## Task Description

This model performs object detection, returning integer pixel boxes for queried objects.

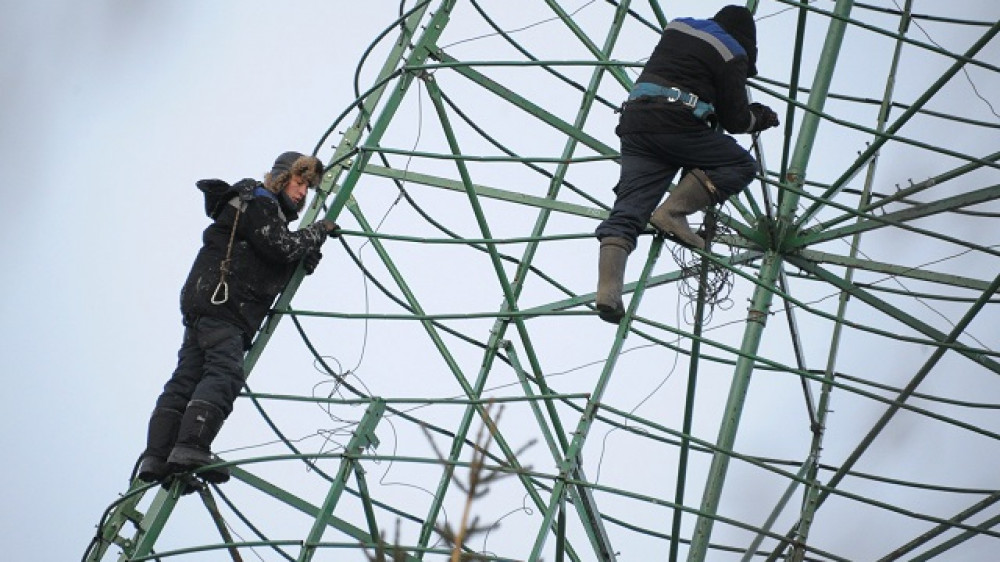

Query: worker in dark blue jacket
[595,5,780,323]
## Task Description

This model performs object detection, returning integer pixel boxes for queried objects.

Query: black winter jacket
[180,179,327,343]
[618,17,755,135]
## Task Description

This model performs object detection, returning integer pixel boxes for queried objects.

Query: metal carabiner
[210,280,229,305]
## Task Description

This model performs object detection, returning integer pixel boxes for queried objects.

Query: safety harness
[210,191,253,305]
[624,82,717,126]
[210,186,289,305]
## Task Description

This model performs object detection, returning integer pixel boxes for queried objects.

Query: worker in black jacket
[594,5,780,323]
[137,151,339,484]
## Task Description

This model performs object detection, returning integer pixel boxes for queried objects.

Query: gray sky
[3,1,999,561]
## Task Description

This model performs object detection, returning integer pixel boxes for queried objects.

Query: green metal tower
[85,1,1000,560]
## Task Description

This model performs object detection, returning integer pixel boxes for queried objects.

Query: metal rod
[529,237,664,561]
[788,4,913,557]
[196,485,244,562]
[688,3,857,558]
[798,19,1000,225]
[669,227,714,561]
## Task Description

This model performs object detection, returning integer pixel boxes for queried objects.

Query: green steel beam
[793,183,1000,248]
[353,458,383,556]
[432,52,618,157]
[818,149,1000,233]
[118,479,185,561]
[797,19,1000,226]
[864,149,1000,212]
[505,344,569,470]
[194,485,243,562]
[230,465,422,562]
[740,461,814,562]
[687,2,856,559]
[777,0,810,187]
[529,237,665,561]
[787,256,1000,374]
[363,163,608,220]
[799,248,997,292]
[246,0,431,374]
[878,491,1000,561]
[84,481,149,561]
[685,249,784,561]
[297,399,384,562]
[908,512,1000,562]
[789,5,913,556]
[669,241,713,562]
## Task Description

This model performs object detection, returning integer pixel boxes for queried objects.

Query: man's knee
[737,155,758,185]
[706,157,758,202]
[155,393,190,412]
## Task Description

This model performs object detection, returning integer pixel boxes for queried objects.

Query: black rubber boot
[137,407,183,483]
[595,237,634,324]
[167,400,230,484]
[649,171,715,249]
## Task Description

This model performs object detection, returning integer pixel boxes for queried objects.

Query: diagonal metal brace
[297,399,385,562]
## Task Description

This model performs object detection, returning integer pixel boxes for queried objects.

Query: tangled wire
[667,209,736,324]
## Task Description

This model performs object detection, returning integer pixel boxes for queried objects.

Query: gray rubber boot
[167,400,230,484]
[137,407,183,483]
[649,171,715,249]
[595,237,634,324]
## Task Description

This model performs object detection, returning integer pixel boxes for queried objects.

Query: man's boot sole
[596,303,624,324]
[167,445,231,484]
[137,456,169,483]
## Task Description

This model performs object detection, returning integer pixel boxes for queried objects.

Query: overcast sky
[3,2,999,561]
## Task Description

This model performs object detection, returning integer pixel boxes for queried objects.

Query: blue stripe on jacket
[668,17,746,62]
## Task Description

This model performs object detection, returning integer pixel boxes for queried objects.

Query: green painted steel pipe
[788,4,912,557]
[669,235,714,562]
[798,19,1000,225]
[297,399,384,562]
[688,3,856,557]
[528,237,664,561]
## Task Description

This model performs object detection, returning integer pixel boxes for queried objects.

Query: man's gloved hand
[318,219,341,238]
[749,102,780,132]
[303,251,322,275]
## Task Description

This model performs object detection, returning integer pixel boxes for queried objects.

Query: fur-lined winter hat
[712,5,758,77]
[264,151,324,192]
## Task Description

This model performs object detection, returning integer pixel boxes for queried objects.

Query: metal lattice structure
[86,1,1000,560]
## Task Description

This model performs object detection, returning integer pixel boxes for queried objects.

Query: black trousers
[155,316,246,416]
[595,128,758,248]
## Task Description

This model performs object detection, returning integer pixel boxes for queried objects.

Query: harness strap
[625,82,717,123]
[210,197,249,305]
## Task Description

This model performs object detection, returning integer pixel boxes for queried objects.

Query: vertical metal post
[669,230,714,562]
[686,3,855,559]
